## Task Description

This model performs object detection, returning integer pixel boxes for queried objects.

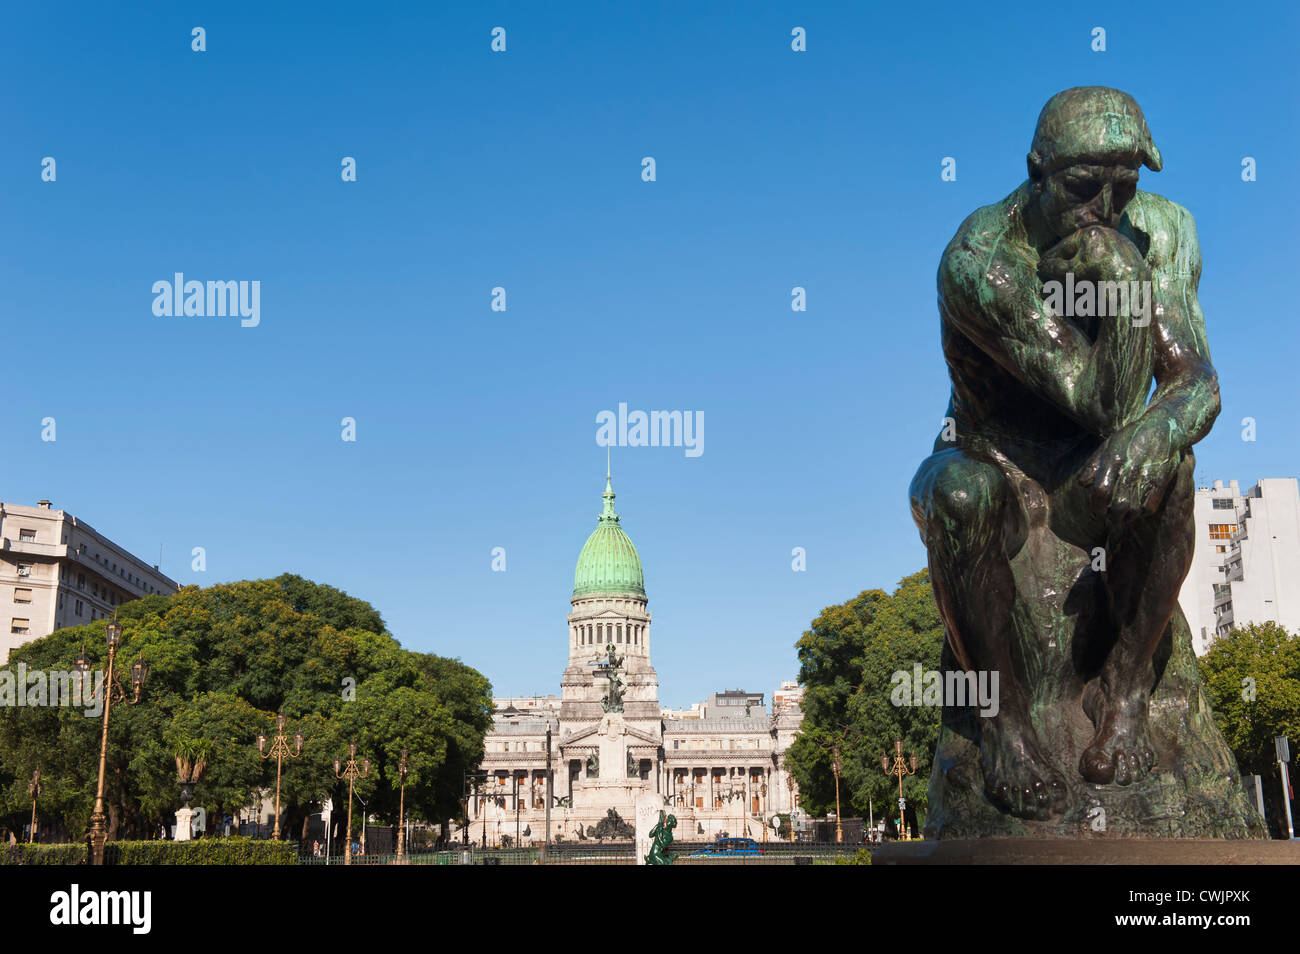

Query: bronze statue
[646,810,677,865]
[595,645,627,713]
[910,87,1263,838]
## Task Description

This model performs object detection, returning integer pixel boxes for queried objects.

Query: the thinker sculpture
[910,87,1264,838]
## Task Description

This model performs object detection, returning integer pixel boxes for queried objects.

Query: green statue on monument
[646,810,677,865]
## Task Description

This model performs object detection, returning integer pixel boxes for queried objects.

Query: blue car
[691,837,765,857]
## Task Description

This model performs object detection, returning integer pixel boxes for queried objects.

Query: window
[13,588,32,604]
[19,529,36,542]
[77,573,85,589]
[11,618,30,635]
[1215,545,1226,553]
[1212,498,1234,510]
[1208,524,1235,540]
[75,599,83,617]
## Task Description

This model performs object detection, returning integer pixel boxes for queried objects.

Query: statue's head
[1027,87,1162,239]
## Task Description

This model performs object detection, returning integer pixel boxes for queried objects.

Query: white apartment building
[0,500,180,662]
[1178,478,1300,656]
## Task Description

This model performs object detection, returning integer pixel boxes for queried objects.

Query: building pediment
[558,719,661,751]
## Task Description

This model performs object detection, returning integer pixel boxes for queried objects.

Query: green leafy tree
[786,571,943,827]
[1199,621,1300,833]
[0,577,491,845]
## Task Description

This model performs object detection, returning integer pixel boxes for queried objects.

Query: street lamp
[28,770,41,844]
[334,743,370,865]
[830,745,844,844]
[785,770,796,842]
[257,714,304,839]
[396,747,409,861]
[882,740,919,840]
[75,613,147,865]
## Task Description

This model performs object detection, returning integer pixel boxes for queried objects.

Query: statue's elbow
[1204,369,1222,425]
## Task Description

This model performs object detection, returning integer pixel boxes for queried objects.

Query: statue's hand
[1079,415,1179,522]
[1040,225,1149,286]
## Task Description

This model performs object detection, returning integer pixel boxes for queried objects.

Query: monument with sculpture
[908,87,1265,840]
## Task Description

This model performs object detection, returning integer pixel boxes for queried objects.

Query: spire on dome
[601,450,618,523]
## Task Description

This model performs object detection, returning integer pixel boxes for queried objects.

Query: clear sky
[4,1,1297,707]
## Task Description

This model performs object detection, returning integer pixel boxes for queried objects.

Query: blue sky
[4,2,1297,707]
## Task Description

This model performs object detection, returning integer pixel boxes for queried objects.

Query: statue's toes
[1079,746,1116,784]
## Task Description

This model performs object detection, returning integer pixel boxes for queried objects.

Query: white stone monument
[635,793,664,865]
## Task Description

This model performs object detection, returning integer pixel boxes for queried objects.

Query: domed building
[465,466,804,848]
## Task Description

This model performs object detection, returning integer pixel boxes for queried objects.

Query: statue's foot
[1079,684,1156,785]
[979,716,1068,820]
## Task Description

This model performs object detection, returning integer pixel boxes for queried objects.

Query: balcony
[1,538,67,560]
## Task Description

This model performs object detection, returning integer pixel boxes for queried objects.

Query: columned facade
[465,468,803,846]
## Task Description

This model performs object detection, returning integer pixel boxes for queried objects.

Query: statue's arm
[1140,202,1220,451]
[938,227,1115,433]
[1076,201,1219,516]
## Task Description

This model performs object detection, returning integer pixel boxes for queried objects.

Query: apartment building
[0,500,180,662]
[1177,478,1300,655]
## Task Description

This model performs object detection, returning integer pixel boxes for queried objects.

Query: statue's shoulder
[1122,191,1201,279]
[946,185,1028,252]
[939,184,1033,296]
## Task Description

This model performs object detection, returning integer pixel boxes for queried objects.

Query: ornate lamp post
[28,770,41,843]
[74,614,147,866]
[396,747,409,861]
[334,743,370,865]
[257,715,304,840]
[881,740,919,841]
[830,745,844,844]
[785,770,796,842]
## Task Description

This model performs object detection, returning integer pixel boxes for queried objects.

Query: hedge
[0,838,296,866]
[0,843,87,865]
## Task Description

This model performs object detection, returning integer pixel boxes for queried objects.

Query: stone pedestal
[174,807,195,842]
[873,838,1300,865]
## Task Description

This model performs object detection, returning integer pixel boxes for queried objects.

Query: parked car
[690,837,764,857]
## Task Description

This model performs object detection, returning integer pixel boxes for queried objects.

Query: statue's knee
[913,455,1008,547]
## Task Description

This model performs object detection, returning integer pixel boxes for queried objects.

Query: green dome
[572,471,645,599]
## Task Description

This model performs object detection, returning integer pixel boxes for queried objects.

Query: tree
[1199,621,1300,833]
[786,571,944,826]
[0,577,492,845]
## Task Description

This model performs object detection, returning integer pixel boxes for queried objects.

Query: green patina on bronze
[646,811,677,865]
[909,87,1264,838]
